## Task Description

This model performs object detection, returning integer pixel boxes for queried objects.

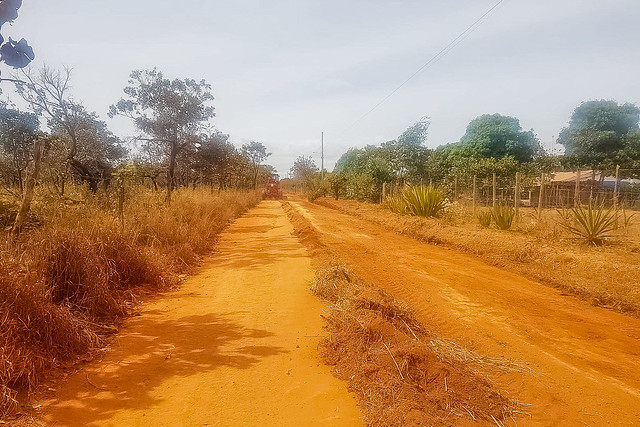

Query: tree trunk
[166,142,178,204]
[12,138,44,237]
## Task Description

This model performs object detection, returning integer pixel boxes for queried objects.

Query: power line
[345,0,506,131]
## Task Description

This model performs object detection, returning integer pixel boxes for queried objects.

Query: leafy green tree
[380,116,432,184]
[558,100,640,174]
[327,172,348,200]
[110,69,215,202]
[452,114,541,163]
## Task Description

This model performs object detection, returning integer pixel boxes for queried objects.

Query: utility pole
[321,132,324,181]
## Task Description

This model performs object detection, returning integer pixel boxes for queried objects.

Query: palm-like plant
[401,185,446,218]
[560,200,618,245]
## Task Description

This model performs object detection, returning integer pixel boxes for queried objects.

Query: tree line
[289,101,640,202]
[0,66,274,234]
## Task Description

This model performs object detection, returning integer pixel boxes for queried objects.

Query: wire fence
[383,168,640,210]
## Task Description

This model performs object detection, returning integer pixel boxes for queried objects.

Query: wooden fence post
[574,170,581,206]
[472,175,477,214]
[614,164,620,209]
[515,172,520,219]
[492,173,497,208]
[538,173,545,217]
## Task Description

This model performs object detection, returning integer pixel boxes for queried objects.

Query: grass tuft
[477,209,492,228]
[491,204,515,230]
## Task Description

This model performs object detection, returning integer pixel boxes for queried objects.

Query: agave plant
[401,185,446,218]
[491,204,515,230]
[560,200,618,245]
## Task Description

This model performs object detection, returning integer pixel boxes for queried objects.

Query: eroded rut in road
[34,201,361,426]
[287,198,640,426]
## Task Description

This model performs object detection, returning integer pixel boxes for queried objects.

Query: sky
[3,0,640,176]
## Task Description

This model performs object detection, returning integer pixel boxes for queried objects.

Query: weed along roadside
[0,189,261,420]
[284,197,640,425]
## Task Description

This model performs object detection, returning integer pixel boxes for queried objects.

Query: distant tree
[109,69,215,202]
[16,67,125,193]
[381,116,432,184]
[290,155,319,189]
[334,148,367,174]
[453,114,541,163]
[327,171,347,200]
[558,100,640,174]
[397,116,430,146]
[195,131,240,190]
[242,141,270,189]
[0,103,38,192]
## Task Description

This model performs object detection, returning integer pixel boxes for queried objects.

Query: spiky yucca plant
[401,185,446,218]
[560,200,618,245]
[491,204,515,230]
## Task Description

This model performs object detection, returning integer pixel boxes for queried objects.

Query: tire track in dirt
[32,201,361,426]
[289,198,640,426]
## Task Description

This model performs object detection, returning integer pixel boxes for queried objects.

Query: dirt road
[289,199,640,426]
[36,201,361,426]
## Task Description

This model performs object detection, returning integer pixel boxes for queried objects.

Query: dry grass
[313,263,521,426]
[0,186,261,417]
[316,197,640,316]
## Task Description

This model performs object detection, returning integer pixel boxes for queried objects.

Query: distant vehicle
[263,178,283,200]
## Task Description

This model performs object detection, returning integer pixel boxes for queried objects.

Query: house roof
[550,170,602,183]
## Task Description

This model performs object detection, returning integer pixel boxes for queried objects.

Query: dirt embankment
[315,197,640,316]
[26,201,361,426]
[287,197,640,426]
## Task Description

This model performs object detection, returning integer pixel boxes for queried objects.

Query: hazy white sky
[4,1,640,175]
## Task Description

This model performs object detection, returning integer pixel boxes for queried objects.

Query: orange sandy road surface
[35,201,361,427]
[289,198,640,426]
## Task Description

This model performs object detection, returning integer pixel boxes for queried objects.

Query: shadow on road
[44,312,286,425]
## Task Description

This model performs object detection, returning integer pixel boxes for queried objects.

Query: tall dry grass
[0,186,261,416]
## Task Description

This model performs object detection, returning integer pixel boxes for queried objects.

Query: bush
[477,209,492,228]
[559,200,618,245]
[491,204,515,230]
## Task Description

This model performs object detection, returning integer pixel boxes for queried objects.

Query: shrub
[477,209,492,228]
[401,185,446,218]
[559,200,618,245]
[491,204,515,230]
